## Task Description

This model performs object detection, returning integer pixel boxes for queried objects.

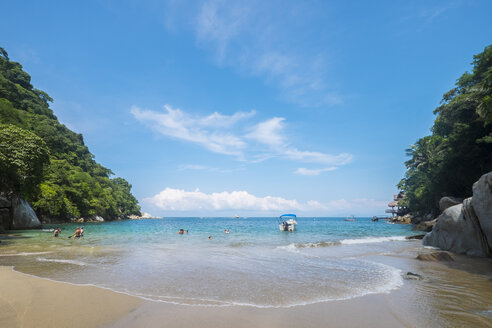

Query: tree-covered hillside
[399,45,492,216]
[0,47,140,220]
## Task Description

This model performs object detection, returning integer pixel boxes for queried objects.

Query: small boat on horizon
[344,215,356,222]
[234,214,240,218]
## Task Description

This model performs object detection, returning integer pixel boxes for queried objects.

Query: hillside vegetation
[399,45,492,215]
[0,47,140,220]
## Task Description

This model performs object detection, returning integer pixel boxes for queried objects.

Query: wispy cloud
[246,117,353,166]
[131,104,251,157]
[294,167,337,176]
[164,0,340,107]
[178,164,245,173]
[132,104,353,170]
[144,187,387,214]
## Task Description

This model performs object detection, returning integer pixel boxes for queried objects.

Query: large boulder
[471,172,492,251]
[423,199,490,257]
[0,196,11,208]
[0,208,10,231]
[439,196,463,212]
[11,197,41,229]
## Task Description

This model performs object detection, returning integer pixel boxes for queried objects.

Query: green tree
[399,45,492,215]
[0,46,141,220]
[0,124,50,199]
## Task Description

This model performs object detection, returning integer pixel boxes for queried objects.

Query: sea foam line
[0,251,53,257]
[36,257,88,266]
[340,236,407,245]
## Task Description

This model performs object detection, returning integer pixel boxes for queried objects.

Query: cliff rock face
[439,196,463,212]
[471,173,492,251]
[0,196,11,231]
[423,172,492,257]
[10,197,41,229]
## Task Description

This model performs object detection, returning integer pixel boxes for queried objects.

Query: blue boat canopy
[280,214,296,218]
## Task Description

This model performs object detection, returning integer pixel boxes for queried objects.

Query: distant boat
[234,214,240,218]
[278,214,297,231]
[344,215,356,222]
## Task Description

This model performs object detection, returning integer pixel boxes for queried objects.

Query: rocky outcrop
[0,196,11,231]
[413,218,438,232]
[11,197,41,229]
[390,214,412,224]
[439,196,463,212]
[423,200,490,257]
[471,173,492,251]
[423,171,492,258]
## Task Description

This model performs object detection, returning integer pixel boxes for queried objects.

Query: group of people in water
[177,228,231,239]
[52,227,84,238]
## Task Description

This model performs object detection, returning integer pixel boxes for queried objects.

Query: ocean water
[0,217,416,307]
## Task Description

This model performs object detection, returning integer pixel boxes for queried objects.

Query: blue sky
[1,0,491,216]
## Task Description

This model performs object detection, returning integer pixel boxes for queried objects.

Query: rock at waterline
[423,198,490,257]
[11,197,41,229]
[404,272,423,280]
[471,172,492,251]
[412,219,437,232]
[405,234,426,240]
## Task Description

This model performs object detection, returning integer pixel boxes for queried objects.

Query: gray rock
[405,234,426,240]
[412,218,437,232]
[404,272,423,280]
[0,196,11,208]
[423,199,490,257]
[439,196,463,212]
[11,197,41,229]
[471,172,492,251]
[0,208,10,230]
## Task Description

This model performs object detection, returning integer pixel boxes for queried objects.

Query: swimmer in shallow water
[53,228,61,237]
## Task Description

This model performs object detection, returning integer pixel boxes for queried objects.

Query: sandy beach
[1,242,491,328]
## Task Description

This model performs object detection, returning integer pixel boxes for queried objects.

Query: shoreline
[2,241,491,327]
[0,265,413,328]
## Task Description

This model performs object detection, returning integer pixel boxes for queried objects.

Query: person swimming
[178,229,184,235]
[73,227,82,238]
[224,229,230,234]
[53,228,61,237]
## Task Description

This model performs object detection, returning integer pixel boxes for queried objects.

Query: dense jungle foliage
[399,45,492,216]
[0,47,141,220]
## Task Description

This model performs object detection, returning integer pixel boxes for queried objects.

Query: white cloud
[246,117,285,148]
[132,104,353,169]
[294,167,337,176]
[145,188,301,211]
[246,117,353,166]
[131,104,250,157]
[144,187,387,215]
[178,164,245,173]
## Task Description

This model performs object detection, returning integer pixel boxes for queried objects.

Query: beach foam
[340,236,407,245]
[0,251,53,257]
[36,258,88,266]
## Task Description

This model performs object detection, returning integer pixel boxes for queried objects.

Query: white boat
[234,214,240,218]
[344,215,356,222]
[278,214,297,232]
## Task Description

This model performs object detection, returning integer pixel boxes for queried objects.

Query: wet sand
[1,242,492,328]
[0,266,142,328]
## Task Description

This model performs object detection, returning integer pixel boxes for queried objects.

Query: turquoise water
[0,217,415,307]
